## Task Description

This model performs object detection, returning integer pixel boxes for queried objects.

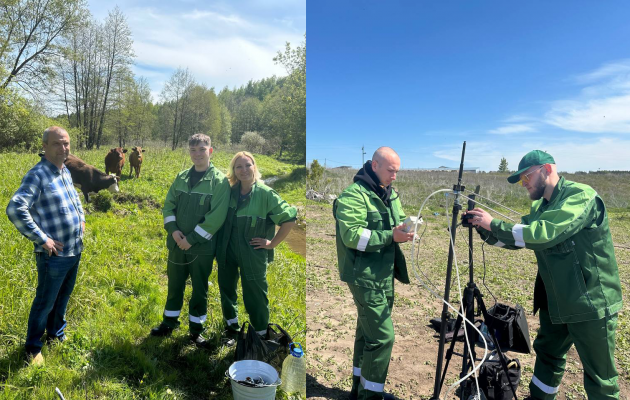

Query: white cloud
[488,124,537,135]
[539,137,630,172]
[546,95,630,134]
[545,60,630,134]
[89,2,304,100]
[181,10,246,25]
[573,59,630,86]
[502,114,538,123]
[432,137,630,172]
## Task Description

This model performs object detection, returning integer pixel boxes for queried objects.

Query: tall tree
[57,7,133,149]
[498,157,509,173]
[217,103,231,147]
[160,67,194,150]
[273,35,306,161]
[0,0,87,92]
[95,6,134,148]
[231,96,261,144]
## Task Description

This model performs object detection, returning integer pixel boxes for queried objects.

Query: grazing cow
[129,146,145,178]
[38,152,120,202]
[105,147,127,177]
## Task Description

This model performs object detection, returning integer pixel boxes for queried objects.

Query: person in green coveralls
[150,134,230,347]
[217,151,297,345]
[466,150,622,400]
[334,147,414,400]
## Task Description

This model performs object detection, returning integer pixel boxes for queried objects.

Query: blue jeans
[25,252,81,355]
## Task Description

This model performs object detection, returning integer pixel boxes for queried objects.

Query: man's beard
[529,174,546,200]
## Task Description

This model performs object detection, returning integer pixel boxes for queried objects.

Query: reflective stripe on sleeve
[164,310,181,317]
[357,228,371,252]
[512,224,525,247]
[360,376,384,393]
[532,375,559,394]
[164,216,176,224]
[494,240,506,248]
[226,317,239,326]
[194,225,212,240]
[189,314,207,324]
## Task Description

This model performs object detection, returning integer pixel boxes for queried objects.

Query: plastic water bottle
[280,342,306,397]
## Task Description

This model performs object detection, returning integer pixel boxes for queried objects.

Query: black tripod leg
[439,307,464,392]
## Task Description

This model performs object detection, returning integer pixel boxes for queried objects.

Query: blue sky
[88,0,305,101]
[307,1,630,172]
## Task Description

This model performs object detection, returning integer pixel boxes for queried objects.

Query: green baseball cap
[507,150,555,184]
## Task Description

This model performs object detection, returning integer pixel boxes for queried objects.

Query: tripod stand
[439,191,518,400]
[430,143,517,400]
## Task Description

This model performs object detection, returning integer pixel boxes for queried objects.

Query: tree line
[0,0,305,162]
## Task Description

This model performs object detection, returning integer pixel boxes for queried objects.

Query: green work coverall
[477,177,622,399]
[216,181,297,334]
[161,163,230,334]
[334,177,410,400]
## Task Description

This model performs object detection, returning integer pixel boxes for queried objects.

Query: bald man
[334,147,414,400]
[6,127,86,366]
[467,150,622,399]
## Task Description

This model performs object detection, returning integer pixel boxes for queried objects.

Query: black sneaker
[150,324,174,337]
[221,329,239,347]
[190,333,211,348]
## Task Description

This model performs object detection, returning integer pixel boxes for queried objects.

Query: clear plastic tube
[409,188,488,400]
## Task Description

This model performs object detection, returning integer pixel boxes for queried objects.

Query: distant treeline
[573,170,630,175]
[0,1,305,162]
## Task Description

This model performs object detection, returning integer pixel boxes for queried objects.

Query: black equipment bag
[485,303,532,354]
[234,322,293,372]
[478,357,521,400]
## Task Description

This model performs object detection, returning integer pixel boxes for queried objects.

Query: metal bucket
[227,360,281,400]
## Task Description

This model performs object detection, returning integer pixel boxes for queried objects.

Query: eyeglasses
[519,165,545,186]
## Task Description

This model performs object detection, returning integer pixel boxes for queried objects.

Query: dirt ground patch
[285,222,306,257]
[306,203,629,399]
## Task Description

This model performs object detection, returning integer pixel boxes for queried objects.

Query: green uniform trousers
[348,283,395,400]
[530,309,619,400]
[218,237,269,333]
[161,248,213,335]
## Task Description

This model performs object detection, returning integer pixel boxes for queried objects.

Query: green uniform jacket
[334,180,410,291]
[478,177,622,324]
[163,163,230,255]
[216,181,297,280]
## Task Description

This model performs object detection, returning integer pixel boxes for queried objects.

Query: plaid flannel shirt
[6,158,85,256]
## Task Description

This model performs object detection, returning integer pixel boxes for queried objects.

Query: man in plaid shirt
[6,126,85,366]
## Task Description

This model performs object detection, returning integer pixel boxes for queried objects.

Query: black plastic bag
[485,303,532,354]
[234,322,293,372]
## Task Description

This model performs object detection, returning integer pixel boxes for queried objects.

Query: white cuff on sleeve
[512,224,525,247]
[357,228,371,252]
[194,225,212,240]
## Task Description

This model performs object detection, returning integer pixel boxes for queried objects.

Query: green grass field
[0,148,305,399]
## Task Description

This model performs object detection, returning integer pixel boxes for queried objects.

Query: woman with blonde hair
[216,151,297,344]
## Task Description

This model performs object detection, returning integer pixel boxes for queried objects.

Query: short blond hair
[227,151,262,186]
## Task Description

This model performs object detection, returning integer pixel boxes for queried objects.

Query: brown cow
[38,152,120,202]
[65,154,120,202]
[105,147,127,177]
[129,147,145,178]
